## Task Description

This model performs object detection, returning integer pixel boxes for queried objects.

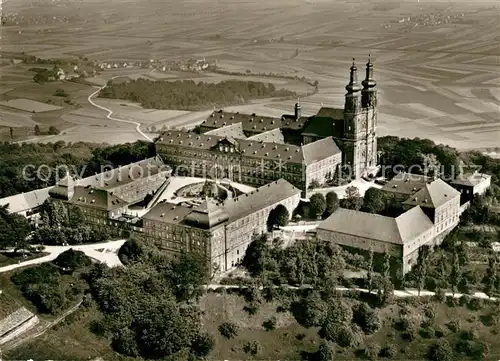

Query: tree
[427,339,454,361]
[242,234,270,276]
[362,187,386,214]
[450,249,462,297]
[167,252,209,301]
[341,186,362,210]
[325,191,340,215]
[48,126,60,135]
[9,127,13,139]
[191,332,215,358]
[366,248,374,294]
[353,303,381,334]
[243,340,262,356]
[52,249,91,272]
[483,253,498,299]
[218,322,238,339]
[309,193,326,218]
[135,300,200,359]
[267,204,289,231]
[380,250,394,304]
[415,245,430,297]
[34,125,41,135]
[0,204,32,251]
[309,179,321,190]
[316,340,335,361]
[118,237,145,265]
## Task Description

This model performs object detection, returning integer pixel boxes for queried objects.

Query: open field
[0,99,63,113]
[1,0,499,148]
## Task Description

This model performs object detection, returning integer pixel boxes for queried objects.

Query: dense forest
[0,141,153,197]
[98,78,296,110]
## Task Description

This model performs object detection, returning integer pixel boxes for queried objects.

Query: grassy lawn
[0,252,49,268]
[4,305,135,361]
[3,289,500,360]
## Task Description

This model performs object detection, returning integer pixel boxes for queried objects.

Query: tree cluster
[378,136,460,179]
[86,247,213,359]
[0,142,96,197]
[99,78,295,110]
[10,251,89,314]
[242,235,346,287]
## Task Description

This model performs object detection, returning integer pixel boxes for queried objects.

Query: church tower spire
[345,58,362,94]
[362,54,377,108]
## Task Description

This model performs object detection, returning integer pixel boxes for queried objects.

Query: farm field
[1,0,499,148]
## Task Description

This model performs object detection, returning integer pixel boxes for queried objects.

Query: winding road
[0,239,126,274]
[87,78,153,142]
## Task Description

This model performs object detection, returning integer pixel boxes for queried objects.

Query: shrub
[362,343,381,360]
[460,329,478,341]
[262,316,277,331]
[400,317,419,341]
[296,333,306,341]
[316,340,335,361]
[434,325,445,338]
[243,340,262,356]
[420,326,435,339]
[379,343,398,358]
[446,320,461,333]
[424,305,436,319]
[335,325,363,348]
[427,339,454,361]
[218,322,238,339]
[468,298,483,311]
[446,296,459,307]
[191,332,215,358]
[353,303,382,334]
[53,249,92,272]
[433,288,446,303]
[455,339,489,358]
[459,294,471,306]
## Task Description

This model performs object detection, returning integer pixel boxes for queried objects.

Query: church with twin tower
[157,56,379,191]
[341,56,378,178]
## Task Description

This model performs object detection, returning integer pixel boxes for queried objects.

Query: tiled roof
[318,206,433,245]
[302,137,341,165]
[185,198,229,228]
[247,128,284,144]
[202,110,282,134]
[142,179,300,230]
[301,117,336,138]
[201,110,310,133]
[382,172,432,196]
[395,206,434,242]
[404,178,460,208]
[69,186,127,211]
[156,130,305,164]
[451,172,491,187]
[316,107,344,120]
[77,156,168,190]
[204,122,247,139]
[143,201,196,224]
[224,179,301,223]
[0,187,51,214]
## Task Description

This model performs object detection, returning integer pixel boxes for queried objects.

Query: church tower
[343,59,363,179]
[361,55,378,172]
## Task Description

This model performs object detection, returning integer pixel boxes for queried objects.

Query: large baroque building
[317,174,462,273]
[141,179,301,271]
[155,57,379,192]
[48,156,171,226]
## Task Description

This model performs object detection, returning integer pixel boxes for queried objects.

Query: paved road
[0,239,126,274]
[204,284,497,301]
[87,78,153,142]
